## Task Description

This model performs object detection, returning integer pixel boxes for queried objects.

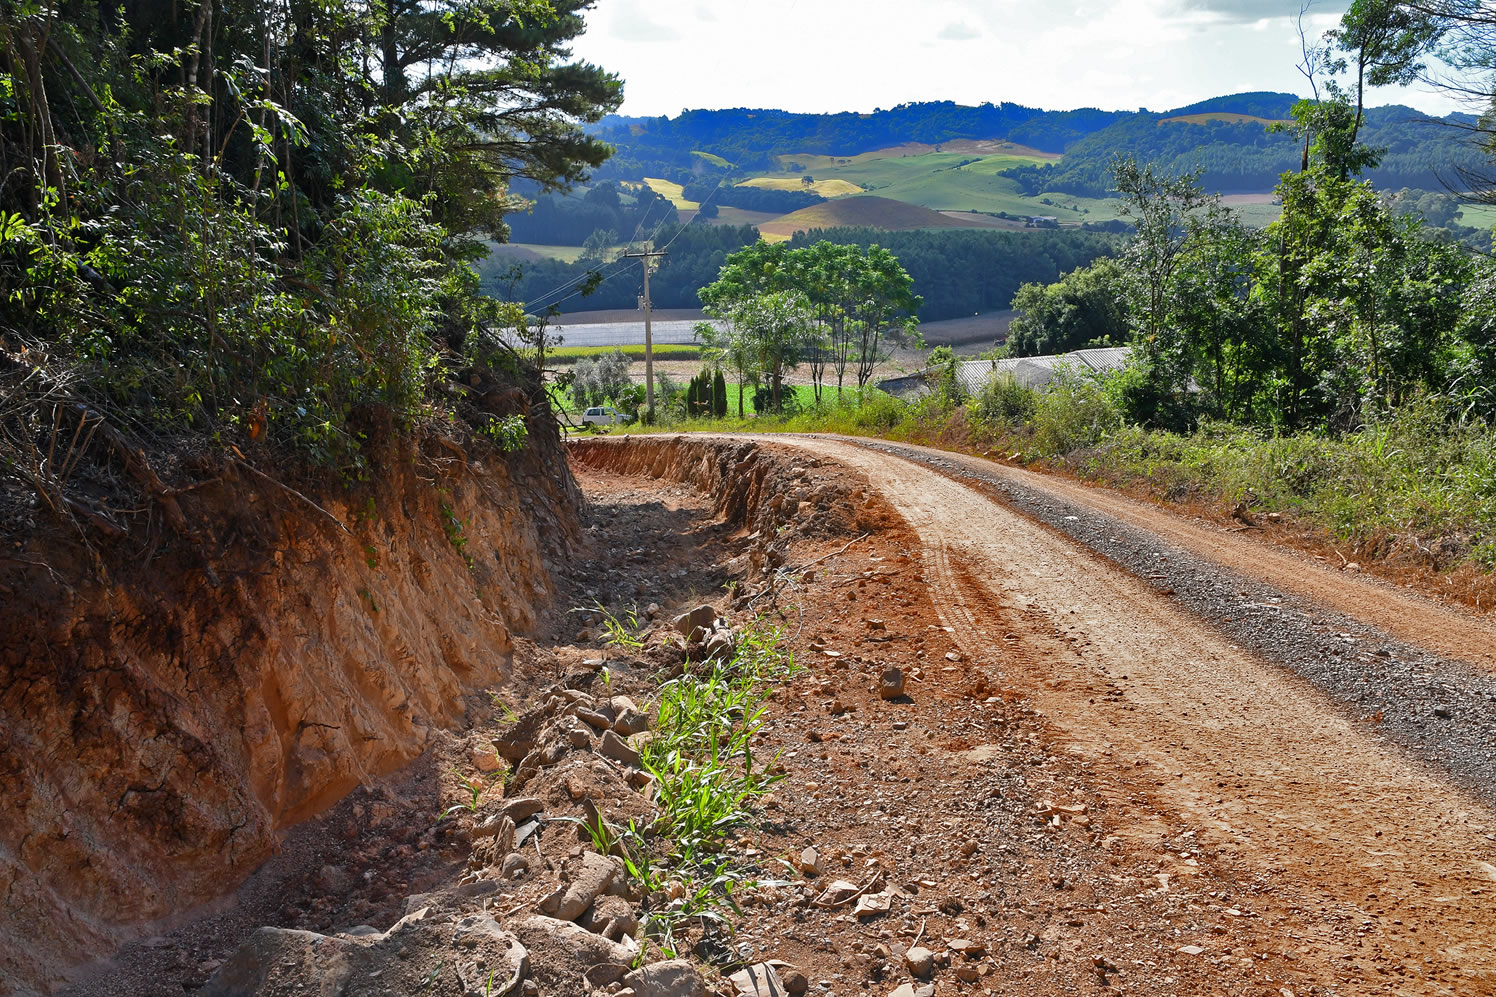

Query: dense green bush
[973,372,1037,425]
[1030,372,1124,455]
[1,1,620,484]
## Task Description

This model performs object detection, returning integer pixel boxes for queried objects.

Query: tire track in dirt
[770,435,1496,997]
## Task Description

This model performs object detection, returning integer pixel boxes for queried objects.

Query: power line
[543,258,641,312]
[511,166,734,314]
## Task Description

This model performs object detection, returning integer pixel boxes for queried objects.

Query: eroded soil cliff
[0,411,579,995]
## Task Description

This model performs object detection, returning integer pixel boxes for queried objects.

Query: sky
[569,0,1464,119]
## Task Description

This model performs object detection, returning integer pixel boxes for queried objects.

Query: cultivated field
[736,177,866,197]
[488,242,591,263]
[756,195,1004,241]
[642,177,699,209]
[1161,111,1287,125]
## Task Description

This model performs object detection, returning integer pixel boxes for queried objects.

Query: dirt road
[757,435,1496,996]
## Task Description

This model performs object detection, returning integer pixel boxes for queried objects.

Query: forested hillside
[1001,104,1488,196]
[589,101,1130,178]
[586,92,1488,200]
[1,0,618,475]
[482,226,1119,322]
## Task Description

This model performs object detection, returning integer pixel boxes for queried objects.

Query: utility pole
[625,249,668,415]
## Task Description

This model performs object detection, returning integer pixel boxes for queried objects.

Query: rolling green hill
[756,195,1007,241]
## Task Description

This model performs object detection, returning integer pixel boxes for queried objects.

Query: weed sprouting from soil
[438,769,486,822]
[598,603,645,650]
[626,617,799,955]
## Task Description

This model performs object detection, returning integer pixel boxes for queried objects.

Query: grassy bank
[608,384,1496,604]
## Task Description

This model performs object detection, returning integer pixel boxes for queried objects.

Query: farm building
[878,346,1132,399]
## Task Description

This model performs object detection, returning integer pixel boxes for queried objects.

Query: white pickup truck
[580,406,635,427]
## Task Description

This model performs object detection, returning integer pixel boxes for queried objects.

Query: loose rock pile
[198,671,690,997]
[199,601,804,997]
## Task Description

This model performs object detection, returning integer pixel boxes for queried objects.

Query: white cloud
[571,0,1459,118]
[1167,0,1346,23]
[602,0,682,43]
[937,21,981,41]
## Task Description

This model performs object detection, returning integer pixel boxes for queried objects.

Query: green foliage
[712,370,728,418]
[438,768,487,822]
[701,240,921,405]
[571,351,634,409]
[684,369,719,419]
[595,603,645,650]
[974,372,1037,425]
[439,499,473,569]
[0,0,620,478]
[1008,258,1129,357]
[584,617,798,957]
[1029,370,1125,454]
[547,345,702,363]
[926,346,965,406]
[506,180,678,246]
[481,415,529,453]
[641,619,796,867]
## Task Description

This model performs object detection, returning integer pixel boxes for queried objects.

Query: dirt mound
[0,419,580,995]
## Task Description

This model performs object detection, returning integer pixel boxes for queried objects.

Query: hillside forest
[1,0,620,480]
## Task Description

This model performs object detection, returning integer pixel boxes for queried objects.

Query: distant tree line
[681,180,827,214]
[505,181,678,246]
[1000,104,1490,197]
[1007,0,1496,433]
[484,225,1120,325]
[481,224,763,312]
[785,228,1122,322]
[588,102,1132,174]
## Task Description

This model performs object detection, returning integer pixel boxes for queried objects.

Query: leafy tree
[0,0,622,472]
[699,239,921,401]
[1007,259,1129,357]
[727,291,813,411]
[1327,1,1445,150]
[713,369,728,417]
[850,245,922,389]
[580,228,620,263]
[1111,158,1213,348]
[694,315,753,413]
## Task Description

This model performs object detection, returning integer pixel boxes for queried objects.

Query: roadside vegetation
[576,609,799,958]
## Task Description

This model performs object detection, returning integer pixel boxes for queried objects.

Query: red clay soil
[750,436,1496,997]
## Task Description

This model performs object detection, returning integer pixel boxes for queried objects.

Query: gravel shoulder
[755,434,1496,996]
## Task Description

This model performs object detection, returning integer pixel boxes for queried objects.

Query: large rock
[729,963,788,997]
[624,959,707,997]
[672,605,718,642]
[200,927,355,997]
[538,850,624,921]
[904,946,936,977]
[878,667,906,700]
[510,915,638,997]
[450,916,529,997]
[202,907,531,997]
[598,730,643,767]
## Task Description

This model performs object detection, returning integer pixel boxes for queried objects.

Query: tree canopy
[1,0,621,470]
